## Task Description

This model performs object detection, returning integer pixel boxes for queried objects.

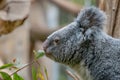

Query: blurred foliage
[71,0,96,5]
[0,63,14,70]
[59,0,83,26]
[33,50,45,59]
[13,73,24,80]
[59,11,75,26]
[58,65,70,80]
[71,0,84,5]
[59,74,67,80]
[91,0,96,5]
[0,71,12,80]
[32,66,37,80]
[0,50,47,80]
[59,0,96,26]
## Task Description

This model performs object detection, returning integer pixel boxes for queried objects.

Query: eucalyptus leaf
[13,73,24,80]
[44,67,48,80]
[32,66,37,80]
[33,50,45,59]
[0,71,12,80]
[0,63,14,70]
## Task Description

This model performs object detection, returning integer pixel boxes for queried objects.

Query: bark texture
[100,0,120,38]
[0,0,30,35]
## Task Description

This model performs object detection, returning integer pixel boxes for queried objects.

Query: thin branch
[10,60,36,76]
[66,69,80,80]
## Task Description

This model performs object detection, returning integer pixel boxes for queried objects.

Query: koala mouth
[44,50,54,58]
[42,41,56,60]
[45,52,52,57]
[45,52,57,61]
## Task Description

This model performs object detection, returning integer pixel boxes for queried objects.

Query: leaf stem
[10,60,36,76]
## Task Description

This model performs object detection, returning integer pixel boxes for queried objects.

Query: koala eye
[53,37,60,45]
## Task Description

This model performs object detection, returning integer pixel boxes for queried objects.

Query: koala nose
[43,40,49,52]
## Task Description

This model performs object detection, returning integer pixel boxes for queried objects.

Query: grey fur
[43,7,120,80]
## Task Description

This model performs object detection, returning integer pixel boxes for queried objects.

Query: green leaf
[13,73,24,80]
[0,63,14,70]
[32,66,37,80]
[0,71,12,80]
[33,50,45,59]
[37,71,45,80]
[44,67,48,80]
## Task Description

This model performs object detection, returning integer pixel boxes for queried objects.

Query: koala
[43,7,120,80]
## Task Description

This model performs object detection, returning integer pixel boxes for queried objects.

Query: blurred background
[0,0,119,80]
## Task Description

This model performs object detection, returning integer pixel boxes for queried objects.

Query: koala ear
[83,26,100,40]
[76,7,107,30]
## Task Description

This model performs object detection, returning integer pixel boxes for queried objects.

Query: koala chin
[43,7,120,80]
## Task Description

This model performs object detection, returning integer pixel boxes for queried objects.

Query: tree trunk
[0,0,30,35]
[99,0,120,38]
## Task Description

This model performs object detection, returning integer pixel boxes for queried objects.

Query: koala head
[43,7,106,66]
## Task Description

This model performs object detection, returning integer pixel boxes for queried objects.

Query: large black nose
[43,40,49,52]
